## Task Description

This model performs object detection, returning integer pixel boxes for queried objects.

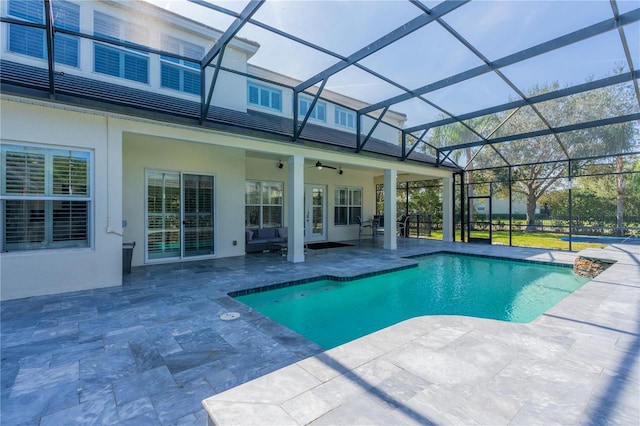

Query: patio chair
[397,215,410,237]
[373,215,385,238]
[356,215,372,241]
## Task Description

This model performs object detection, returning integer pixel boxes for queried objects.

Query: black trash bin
[123,242,135,274]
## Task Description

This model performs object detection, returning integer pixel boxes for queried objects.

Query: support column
[442,176,454,242]
[106,117,123,239]
[287,155,305,263]
[383,169,397,250]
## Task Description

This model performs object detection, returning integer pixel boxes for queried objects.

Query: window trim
[334,186,362,226]
[334,106,357,129]
[298,97,327,123]
[160,61,201,95]
[245,180,284,228]
[160,35,203,95]
[247,82,283,112]
[144,169,216,263]
[6,0,80,67]
[93,11,149,83]
[1,143,93,253]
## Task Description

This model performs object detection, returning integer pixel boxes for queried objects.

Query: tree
[561,68,639,234]
[422,116,503,198]
[421,75,638,233]
[472,83,570,231]
[407,180,442,222]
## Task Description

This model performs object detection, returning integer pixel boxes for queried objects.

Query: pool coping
[228,263,418,297]
[228,250,578,298]
[203,243,640,425]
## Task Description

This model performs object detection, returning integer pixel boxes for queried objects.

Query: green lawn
[414,230,607,251]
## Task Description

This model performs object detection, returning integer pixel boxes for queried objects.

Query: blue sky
[149,1,639,127]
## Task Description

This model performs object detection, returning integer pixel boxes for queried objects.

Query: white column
[106,118,124,285]
[106,117,123,239]
[442,176,454,242]
[287,155,305,262]
[383,169,397,250]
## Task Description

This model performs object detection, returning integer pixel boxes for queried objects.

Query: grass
[415,230,607,251]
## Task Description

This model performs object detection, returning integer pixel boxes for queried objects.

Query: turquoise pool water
[235,253,589,349]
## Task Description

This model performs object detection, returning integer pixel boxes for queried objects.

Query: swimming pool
[560,235,640,244]
[235,253,589,349]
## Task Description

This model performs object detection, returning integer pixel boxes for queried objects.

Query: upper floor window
[334,187,362,225]
[7,0,80,67]
[1,144,91,252]
[335,106,356,129]
[93,11,148,83]
[160,35,203,95]
[298,97,326,122]
[247,82,282,112]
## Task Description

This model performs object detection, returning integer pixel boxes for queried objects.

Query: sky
[147,0,640,128]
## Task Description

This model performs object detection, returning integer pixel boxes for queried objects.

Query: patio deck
[1,239,638,425]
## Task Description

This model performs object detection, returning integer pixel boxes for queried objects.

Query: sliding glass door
[147,171,181,260]
[183,174,214,257]
[146,170,214,262]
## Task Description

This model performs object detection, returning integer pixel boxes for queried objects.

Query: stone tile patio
[1,238,637,425]
[203,243,640,425]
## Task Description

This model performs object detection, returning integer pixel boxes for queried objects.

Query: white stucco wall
[361,115,402,145]
[473,197,538,215]
[0,99,122,300]
[245,156,377,242]
[122,133,247,267]
[208,49,249,112]
[0,94,449,301]
[246,79,403,145]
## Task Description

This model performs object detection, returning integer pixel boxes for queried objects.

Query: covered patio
[1,238,638,424]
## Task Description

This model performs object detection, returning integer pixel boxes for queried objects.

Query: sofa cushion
[245,229,254,242]
[262,237,284,243]
[256,228,278,239]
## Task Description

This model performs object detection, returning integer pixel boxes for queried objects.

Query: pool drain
[219,312,240,321]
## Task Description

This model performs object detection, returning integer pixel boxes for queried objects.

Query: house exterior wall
[474,197,539,215]
[361,115,402,145]
[209,52,249,112]
[245,157,378,242]
[0,1,455,301]
[122,133,247,267]
[0,96,449,300]
[245,71,405,144]
[0,99,122,300]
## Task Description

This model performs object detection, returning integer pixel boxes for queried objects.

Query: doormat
[306,242,354,250]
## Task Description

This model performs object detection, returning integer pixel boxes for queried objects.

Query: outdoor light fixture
[278,160,283,169]
[315,161,343,175]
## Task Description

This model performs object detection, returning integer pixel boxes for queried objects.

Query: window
[93,11,148,83]
[160,35,203,95]
[334,187,362,225]
[247,82,282,112]
[245,181,283,228]
[298,97,326,122]
[335,106,356,129]
[7,0,80,67]
[1,144,91,252]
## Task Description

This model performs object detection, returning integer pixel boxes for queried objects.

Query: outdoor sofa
[245,227,288,253]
